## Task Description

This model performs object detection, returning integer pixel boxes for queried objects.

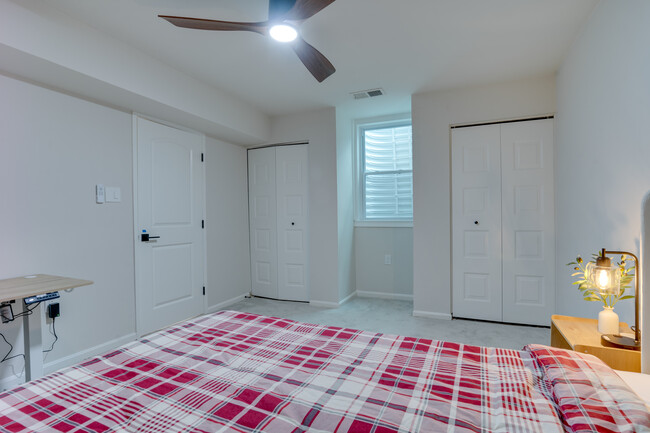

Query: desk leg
[22,303,43,382]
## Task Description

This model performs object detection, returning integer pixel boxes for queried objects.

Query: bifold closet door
[500,120,554,325]
[452,119,554,326]
[275,146,309,301]
[248,147,279,299]
[451,125,503,321]
[248,145,309,302]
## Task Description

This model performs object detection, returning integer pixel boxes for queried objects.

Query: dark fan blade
[292,37,335,82]
[159,15,268,35]
[283,0,336,21]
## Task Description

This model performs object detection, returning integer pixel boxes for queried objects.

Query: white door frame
[450,115,556,325]
[132,114,207,336]
[247,143,310,302]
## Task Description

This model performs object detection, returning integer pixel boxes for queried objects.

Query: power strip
[24,291,60,305]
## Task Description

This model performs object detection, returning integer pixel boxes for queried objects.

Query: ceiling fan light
[269,24,298,42]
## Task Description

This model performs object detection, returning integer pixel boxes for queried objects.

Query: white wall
[355,228,413,299]
[205,137,251,311]
[335,109,356,302]
[0,74,135,387]
[0,0,269,145]
[412,76,557,319]
[555,0,650,326]
[270,108,340,305]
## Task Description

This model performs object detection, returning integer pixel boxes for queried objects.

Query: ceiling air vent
[351,88,385,100]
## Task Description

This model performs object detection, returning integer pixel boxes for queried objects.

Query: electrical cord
[43,317,58,353]
[13,301,41,319]
[0,332,25,364]
[0,303,41,363]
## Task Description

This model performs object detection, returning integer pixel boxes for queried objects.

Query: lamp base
[601,333,641,350]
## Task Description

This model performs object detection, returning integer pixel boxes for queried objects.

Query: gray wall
[205,137,251,311]
[555,0,650,326]
[355,228,413,298]
[0,74,135,387]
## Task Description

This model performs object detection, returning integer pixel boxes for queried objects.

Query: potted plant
[567,252,635,333]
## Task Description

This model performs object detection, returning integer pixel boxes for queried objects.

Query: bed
[0,310,648,432]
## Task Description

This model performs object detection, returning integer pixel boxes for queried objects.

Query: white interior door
[248,147,279,299]
[501,119,554,325]
[452,125,503,321]
[276,145,309,301]
[135,116,204,336]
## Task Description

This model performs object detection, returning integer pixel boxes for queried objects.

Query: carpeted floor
[226,296,550,351]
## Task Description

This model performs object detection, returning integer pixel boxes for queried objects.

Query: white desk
[0,274,92,381]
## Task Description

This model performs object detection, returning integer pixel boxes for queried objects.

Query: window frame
[354,113,413,226]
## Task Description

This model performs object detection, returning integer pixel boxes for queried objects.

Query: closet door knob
[291,222,295,226]
[474,221,479,225]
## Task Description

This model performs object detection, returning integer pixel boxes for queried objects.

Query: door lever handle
[141,233,160,242]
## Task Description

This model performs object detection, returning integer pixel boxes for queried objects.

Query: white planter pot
[598,306,619,334]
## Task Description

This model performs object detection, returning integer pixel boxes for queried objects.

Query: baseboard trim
[0,373,24,392]
[339,291,356,305]
[310,291,358,309]
[207,293,249,314]
[43,332,137,376]
[309,300,340,308]
[356,290,413,301]
[412,310,452,321]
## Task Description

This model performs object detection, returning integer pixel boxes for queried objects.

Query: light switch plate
[106,187,121,203]
[96,184,105,204]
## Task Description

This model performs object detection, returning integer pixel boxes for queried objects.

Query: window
[356,116,413,222]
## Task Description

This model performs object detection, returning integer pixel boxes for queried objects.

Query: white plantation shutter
[362,124,413,220]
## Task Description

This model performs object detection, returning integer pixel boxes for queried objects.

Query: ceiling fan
[159,0,337,82]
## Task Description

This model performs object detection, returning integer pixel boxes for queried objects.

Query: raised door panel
[452,125,502,321]
[248,147,278,299]
[501,119,554,325]
[275,145,309,302]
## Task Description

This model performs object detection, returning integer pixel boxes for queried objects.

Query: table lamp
[589,248,640,349]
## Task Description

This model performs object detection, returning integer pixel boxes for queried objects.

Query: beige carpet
[226,296,550,351]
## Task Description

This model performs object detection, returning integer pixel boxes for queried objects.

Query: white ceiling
[46,0,597,117]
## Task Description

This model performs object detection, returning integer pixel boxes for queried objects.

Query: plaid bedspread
[0,311,648,432]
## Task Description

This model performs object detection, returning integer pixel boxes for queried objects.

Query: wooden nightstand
[551,315,640,372]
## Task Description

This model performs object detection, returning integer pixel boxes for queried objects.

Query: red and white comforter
[0,310,648,432]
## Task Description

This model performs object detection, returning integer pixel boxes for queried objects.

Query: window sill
[354,220,413,228]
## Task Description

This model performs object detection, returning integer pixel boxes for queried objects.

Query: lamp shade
[587,257,621,296]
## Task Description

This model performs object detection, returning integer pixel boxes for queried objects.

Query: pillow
[525,344,650,432]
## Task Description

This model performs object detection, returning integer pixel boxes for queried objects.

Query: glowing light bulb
[269,24,298,42]
[596,269,611,289]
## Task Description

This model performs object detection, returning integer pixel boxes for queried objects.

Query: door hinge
[202,220,205,229]
[202,286,205,296]
[201,153,204,162]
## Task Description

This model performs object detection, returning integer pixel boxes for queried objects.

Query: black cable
[12,302,41,321]
[43,317,58,353]
[0,332,25,364]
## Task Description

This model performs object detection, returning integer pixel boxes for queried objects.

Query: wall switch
[105,187,121,203]
[96,184,105,204]
[384,254,392,265]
